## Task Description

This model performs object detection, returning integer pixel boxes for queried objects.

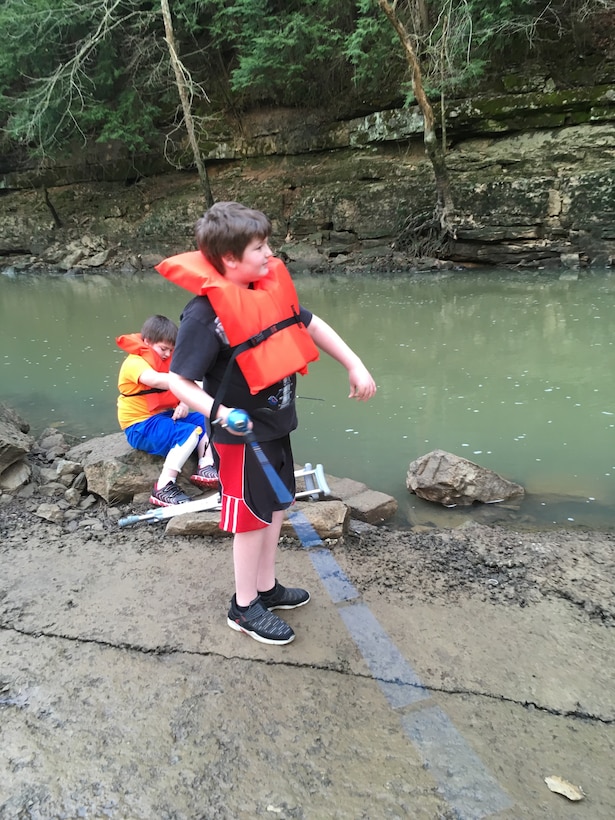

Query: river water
[2,266,615,530]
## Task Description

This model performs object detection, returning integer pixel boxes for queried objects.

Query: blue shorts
[125,410,206,457]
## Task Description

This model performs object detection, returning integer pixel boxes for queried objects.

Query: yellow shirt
[117,354,175,430]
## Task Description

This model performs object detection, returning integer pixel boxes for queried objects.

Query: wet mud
[1,493,613,819]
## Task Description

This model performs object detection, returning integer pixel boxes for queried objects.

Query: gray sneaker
[149,481,192,507]
[227,595,295,645]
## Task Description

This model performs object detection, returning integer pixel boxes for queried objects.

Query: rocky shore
[2,400,614,627]
[0,401,399,541]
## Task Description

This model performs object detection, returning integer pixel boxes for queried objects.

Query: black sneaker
[149,481,192,507]
[227,595,295,645]
[259,580,311,611]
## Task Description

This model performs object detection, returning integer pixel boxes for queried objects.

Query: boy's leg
[190,441,219,489]
[233,510,284,606]
[182,411,219,488]
[158,427,201,487]
[228,514,295,645]
[229,509,309,646]
[190,439,219,488]
[220,438,308,643]
[125,413,195,505]
[180,412,209,461]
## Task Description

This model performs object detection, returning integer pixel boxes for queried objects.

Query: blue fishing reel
[225,408,251,434]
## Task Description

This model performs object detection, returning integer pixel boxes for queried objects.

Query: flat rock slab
[165,500,349,540]
[345,489,399,524]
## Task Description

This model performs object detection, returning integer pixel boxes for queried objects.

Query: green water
[2,267,615,530]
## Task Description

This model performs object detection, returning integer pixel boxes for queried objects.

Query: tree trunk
[43,187,62,228]
[376,0,454,227]
[160,0,214,208]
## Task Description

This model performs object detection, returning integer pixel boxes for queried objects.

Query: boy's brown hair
[141,315,178,345]
[195,201,272,274]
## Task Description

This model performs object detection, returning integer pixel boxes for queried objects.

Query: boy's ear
[221,251,238,269]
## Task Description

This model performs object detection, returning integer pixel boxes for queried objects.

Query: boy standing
[157,202,376,645]
[116,314,219,506]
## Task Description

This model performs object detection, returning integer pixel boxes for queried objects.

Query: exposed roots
[393,208,454,259]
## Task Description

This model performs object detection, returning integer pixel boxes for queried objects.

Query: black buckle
[248,324,278,347]
[248,331,265,347]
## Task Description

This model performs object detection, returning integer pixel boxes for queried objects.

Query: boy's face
[145,339,174,360]
[224,237,272,287]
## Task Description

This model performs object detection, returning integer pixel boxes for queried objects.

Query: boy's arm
[307,314,376,401]
[167,372,234,426]
[138,367,190,419]
[138,368,173,391]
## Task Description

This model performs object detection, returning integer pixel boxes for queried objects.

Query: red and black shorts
[213,435,296,533]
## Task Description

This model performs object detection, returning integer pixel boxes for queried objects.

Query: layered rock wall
[1,83,614,270]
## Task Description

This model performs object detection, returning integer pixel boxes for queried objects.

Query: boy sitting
[116,314,219,506]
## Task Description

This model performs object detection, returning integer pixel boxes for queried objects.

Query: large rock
[66,433,171,504]
[283,500,349,540]
[343,489,398,525]
[325,473,398,525]
[0,459,32,490]
[407,449,524,507]
[165,510,222,537]
[0,403,34,474]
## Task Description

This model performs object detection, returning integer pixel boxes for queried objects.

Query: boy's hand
[348,364,377,401]
[224,408,252,434]
[213,406,254,436]
[172,401,190,420]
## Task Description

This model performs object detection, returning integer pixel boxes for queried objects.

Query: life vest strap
[236,313,301,353]
[120,387,166,398]
[235,314,301,356]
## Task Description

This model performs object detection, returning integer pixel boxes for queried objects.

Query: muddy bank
[1,464,614,818]
[2,486,614,627]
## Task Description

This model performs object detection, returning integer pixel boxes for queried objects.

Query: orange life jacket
[156,252,319,394]
[116,333,177,414]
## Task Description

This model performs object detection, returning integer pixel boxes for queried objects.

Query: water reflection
[2,267,615,531]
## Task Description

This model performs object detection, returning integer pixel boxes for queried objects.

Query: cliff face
[1,79,614,272]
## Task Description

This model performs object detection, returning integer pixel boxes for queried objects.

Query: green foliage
[466,0,535,34]
[206,0,356,106]
[0,0,168,157]
[348,0,542,107]
[345,1,406,103]
[81,92,159,152]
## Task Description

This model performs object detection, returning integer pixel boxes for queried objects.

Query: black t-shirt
[170,295,313,443]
